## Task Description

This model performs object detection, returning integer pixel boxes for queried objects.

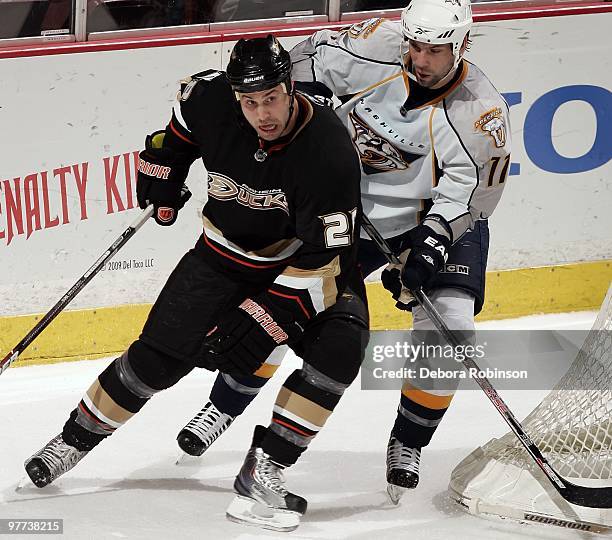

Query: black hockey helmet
[226,35,292,95]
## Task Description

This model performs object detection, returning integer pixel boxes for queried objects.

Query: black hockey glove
[381,251,414,312]
[400,215,451,291]
[199,295,302,377]
[136,130,192,226]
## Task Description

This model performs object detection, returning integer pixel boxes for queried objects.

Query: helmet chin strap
[278,81,296,138]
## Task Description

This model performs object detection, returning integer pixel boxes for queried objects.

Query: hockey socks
[267,363,349,464]
[209,372,270,417]
[72,353,156,440]
[392,382,454,448]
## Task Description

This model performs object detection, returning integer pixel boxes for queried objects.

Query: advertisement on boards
[0,14,610,315]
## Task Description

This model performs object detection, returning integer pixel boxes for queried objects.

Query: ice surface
[0,312,599,539]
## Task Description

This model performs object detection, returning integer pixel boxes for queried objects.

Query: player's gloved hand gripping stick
[136,131,194,226]
[361,212,612,509]
[0,187,191,376]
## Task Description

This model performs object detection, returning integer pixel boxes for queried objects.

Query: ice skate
[24,434,89,488]
[226,427,307,532]
[386,435,420,504]
[176,402,234,464]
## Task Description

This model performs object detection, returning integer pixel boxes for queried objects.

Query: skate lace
[387,441,421,474]
[257,458,288,496]
[39,436,85,477]
[184,404,232,446]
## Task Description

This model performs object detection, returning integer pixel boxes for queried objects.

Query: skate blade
[175,452,201,466]
[15,475,30,492]
[386,483,406,505]
[226,495,300,532]
[8,481,120,502]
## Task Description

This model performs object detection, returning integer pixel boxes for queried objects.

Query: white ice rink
[0,311,600,540]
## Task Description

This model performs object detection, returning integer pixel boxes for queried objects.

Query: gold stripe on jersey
[401,68,410,96]
[321,271,340,310]
[274,387,332,429]
[275,256,340,312]
[85,380,134,426]
[250,239,302,259]
[354,72,403,101]
[202,216,302,262]
[417,62,468,109]
[280,256,341,279]
[429,107,437,187]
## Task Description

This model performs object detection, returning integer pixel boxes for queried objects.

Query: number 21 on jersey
[319,208,358,247]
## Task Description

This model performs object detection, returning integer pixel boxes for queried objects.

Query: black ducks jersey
[161,70,362,326]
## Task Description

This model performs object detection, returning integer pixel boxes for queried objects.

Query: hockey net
[449,283,612,531]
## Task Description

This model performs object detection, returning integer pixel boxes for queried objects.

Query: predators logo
[349,112,413,175]
[475,107,507,148]
[208,172,289,215]
[338,18,384,40]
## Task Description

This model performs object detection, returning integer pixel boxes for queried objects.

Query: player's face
[239,85,293,141]
[405,40,455,88]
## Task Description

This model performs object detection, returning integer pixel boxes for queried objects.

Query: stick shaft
[0,206,153,375]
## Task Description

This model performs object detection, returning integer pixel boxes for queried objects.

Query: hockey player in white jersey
[176,0,511,513]
[288,0,511,503]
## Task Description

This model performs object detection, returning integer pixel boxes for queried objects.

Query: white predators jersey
[291,18,511,241]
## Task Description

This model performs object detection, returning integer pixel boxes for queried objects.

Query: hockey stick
[361,213,612,509]
[0,205,155,376]
[450,490,612,535]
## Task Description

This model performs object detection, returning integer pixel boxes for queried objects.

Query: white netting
[449,283,612,528]
[487,284,612,479]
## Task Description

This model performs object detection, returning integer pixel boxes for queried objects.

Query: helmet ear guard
[400,0,472,69]
[226,34,293,97]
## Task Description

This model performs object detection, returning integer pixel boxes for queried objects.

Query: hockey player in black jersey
[178,0,511,510]
[24,35,365,531]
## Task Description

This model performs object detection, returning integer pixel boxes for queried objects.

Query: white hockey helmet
[401,0,473,69]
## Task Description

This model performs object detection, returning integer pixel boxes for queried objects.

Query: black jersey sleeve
[163,69,228,150]
[263,144,362,325]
